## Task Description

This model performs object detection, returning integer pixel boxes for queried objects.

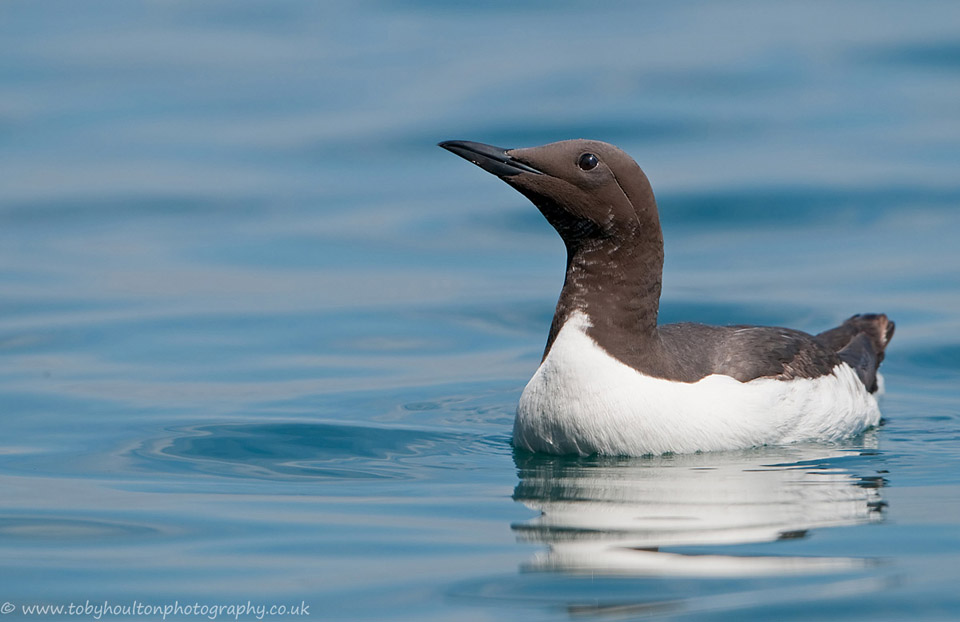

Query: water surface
[2,1,960,620]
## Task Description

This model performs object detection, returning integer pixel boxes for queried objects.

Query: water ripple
[132,421,493,481]
[0,515,163,542]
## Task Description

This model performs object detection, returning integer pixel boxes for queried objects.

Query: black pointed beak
[438,140,543,177]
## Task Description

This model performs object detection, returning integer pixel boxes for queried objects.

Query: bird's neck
[543,233,664,360]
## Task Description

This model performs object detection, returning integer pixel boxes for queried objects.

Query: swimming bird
[439,139,894,456]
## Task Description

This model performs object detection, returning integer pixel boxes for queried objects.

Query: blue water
[2,1,960,620]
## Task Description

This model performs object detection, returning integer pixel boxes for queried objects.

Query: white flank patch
[515,311,881,456]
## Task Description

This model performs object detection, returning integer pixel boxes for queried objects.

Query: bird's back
[656,314,894,392]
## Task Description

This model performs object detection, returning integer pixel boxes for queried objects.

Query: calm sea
[2,1,960,620]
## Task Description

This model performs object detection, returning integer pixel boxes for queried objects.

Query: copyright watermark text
[1,599,309,620]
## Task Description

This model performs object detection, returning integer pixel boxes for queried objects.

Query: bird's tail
[816,314,895,393]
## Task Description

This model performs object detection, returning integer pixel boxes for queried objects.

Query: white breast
[514,311,881,456]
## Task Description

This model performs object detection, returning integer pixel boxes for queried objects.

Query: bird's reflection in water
[512,437,886,577]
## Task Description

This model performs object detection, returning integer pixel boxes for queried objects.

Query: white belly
[514,312,881,456]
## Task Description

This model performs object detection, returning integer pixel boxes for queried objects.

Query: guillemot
[439,139,894,456]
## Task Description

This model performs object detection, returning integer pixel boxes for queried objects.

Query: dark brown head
[439,139,661,249]
[440,139,667,350]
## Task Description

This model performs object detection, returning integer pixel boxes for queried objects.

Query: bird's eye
[577,153,599,171]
